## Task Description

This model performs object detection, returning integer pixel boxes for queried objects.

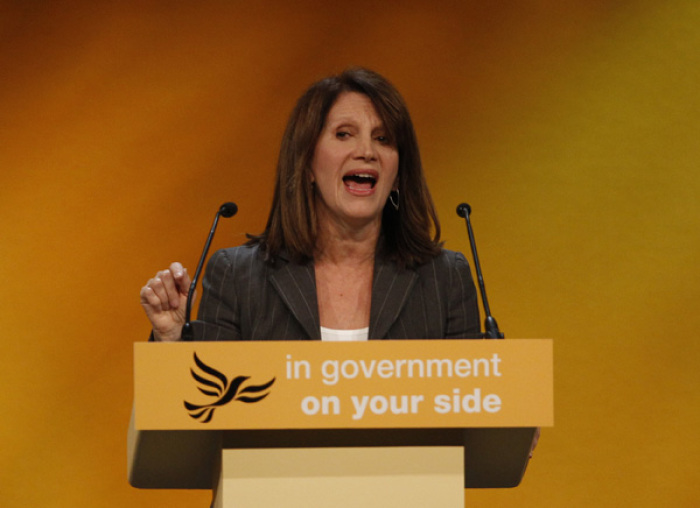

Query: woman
[140,68,480,342]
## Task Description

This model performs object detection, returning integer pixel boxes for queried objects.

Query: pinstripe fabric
[193,244,481,341]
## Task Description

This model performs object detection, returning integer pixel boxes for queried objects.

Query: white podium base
[213,446,465,508]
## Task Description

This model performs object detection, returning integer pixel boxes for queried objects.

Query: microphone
[181,202,238,341]
[456,203,504,339]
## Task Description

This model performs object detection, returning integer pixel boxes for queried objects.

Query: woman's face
[311,91,399,233]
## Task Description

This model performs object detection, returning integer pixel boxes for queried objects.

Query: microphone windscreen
[219,202,238,218]
[456,203,471,218]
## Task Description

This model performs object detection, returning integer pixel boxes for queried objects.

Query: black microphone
[457,203,504,339]
[181,202,238,341]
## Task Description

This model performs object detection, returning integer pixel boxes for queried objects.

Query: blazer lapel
[268,257,321,341]
[369,258,417,339]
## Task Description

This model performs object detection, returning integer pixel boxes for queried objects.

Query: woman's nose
[354,134,377,161]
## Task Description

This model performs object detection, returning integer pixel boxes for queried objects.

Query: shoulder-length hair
[248,67,442,268]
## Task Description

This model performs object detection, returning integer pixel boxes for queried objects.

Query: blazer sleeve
[193,248,243,341]
[444,251,481,339]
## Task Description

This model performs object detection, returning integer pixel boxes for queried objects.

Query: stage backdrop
[1,1,698,507]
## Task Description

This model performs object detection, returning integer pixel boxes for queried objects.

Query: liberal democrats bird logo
[184,352,276,423]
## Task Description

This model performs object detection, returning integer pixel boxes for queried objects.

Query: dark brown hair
[248,67,441,267]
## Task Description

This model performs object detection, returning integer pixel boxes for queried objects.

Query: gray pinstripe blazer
[192,244,481,341]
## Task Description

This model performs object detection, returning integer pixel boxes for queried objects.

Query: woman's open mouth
[343,172,377,191]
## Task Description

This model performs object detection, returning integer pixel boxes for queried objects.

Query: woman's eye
[376,135,389,144]
[335,131,350,139]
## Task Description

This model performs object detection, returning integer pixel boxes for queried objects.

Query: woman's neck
[314,216,381,266]
[314,220,377,330]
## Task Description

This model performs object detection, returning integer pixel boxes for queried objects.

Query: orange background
[1,1,698,506]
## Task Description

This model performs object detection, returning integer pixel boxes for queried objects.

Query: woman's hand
[140,262,192,342]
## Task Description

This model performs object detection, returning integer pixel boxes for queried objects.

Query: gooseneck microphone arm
[181,202,238,341]
[456,203,504,339]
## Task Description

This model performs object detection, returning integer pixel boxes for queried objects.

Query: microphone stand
[457,203,504,339]
[181,202,238,341]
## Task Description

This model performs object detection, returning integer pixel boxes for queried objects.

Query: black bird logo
[184,352,276,423]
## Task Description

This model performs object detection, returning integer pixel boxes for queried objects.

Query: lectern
[128,339,552,507]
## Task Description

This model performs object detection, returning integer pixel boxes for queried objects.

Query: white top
[320,326,369,342]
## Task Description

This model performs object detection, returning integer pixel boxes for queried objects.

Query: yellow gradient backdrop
[1,1,698,507]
